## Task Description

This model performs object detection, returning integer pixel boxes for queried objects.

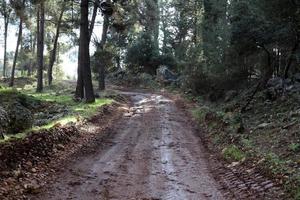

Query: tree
[9,0,26,87]
[0,0,12,77]
[95,5,110,91]
[47,0,66,86]
[75,0,95,102]
[36,0,45,92]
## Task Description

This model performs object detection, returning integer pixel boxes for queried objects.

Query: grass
[288,143,300,152]
[189,93,300,199]
[26,91,113,128]
[222,145,246,162]
[29,91,112,116]
[0,84,113,142]
[191,106,211,121]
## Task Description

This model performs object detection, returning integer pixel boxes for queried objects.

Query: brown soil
[0,103,125,200]
[31,91,225,200]
[1,90,286,200]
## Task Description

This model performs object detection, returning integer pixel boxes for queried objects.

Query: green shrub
[288,143,300,152]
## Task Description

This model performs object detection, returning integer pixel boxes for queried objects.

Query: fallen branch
[241,81,262,113]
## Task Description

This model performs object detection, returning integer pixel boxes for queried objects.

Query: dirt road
[35,92,225,200]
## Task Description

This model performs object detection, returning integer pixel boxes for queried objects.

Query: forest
[0,0,300,199]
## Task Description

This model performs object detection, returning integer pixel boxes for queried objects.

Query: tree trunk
[116,54,121,69]
[3,16,9,77]
[78,0,95,103]
[75,0,98,100]
[89,0,99,42]
[36,1,45,92]
[75,47,84,99]
[48,2,65,86]
[9,18,23,87]
[153,0,159,50]
[97,14,109,91]
[260,45,272,85]
[284,38,299,78]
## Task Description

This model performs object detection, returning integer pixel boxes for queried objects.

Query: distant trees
[9,0,26,87]
[96,13,110,91]
[36,0,45,92]
[0,0,12,77]
[47,0,66,86]
[113,0,300,92]
[3,0,300,98]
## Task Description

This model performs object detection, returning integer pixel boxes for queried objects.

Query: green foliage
[288,143,300,152]
[222,145,246,162]
[191,106,211,122]
[29,91,113,119]
[126,32,159,74]
[91,46,114,74]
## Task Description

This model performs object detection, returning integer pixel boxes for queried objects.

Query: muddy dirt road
[35,92,224,200]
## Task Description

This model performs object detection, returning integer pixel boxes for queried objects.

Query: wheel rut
[33,92,224,200]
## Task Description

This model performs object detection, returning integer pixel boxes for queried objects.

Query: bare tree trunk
[153,0,159,50]
[36,1,45,92]
[284,37,299,78]
[9,18,23,87]
[48,2,65,86]
[260,45,272,85]
[75,0,98,100]
[75,47,84,99]
[78,0,95,102]
[89,0,99,42]
[3,16,9,77]
[97,14,109,91]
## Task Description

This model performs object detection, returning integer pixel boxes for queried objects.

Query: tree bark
[97,14,109,91]
[9,18,23,87]
[284,37,299,79]
[3,16,9,77]
[75,47,84,99]
[153,0,159,50]
[36,1,45,92]
[260,45,272,85]
[78,0,95,103]
[48,1,65,86]
[89,0,99,42]
[75,0,98,100]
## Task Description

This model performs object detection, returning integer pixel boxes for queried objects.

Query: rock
[0,171,10,177]
[293,73,300,82]
[57,144,65,150]
[25,161,33,167]
[257,123,270,129]
[290,109,300,118]
[225,90,238,102]
[0,106,9,139]
[156,66,178,84]
[290,82,300,93]
[124,112,133,117]
[13,169,23,178]
[267,77,283,89]
[7,102,34,134]
[285,78,292,85]
[24,181,41,194]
